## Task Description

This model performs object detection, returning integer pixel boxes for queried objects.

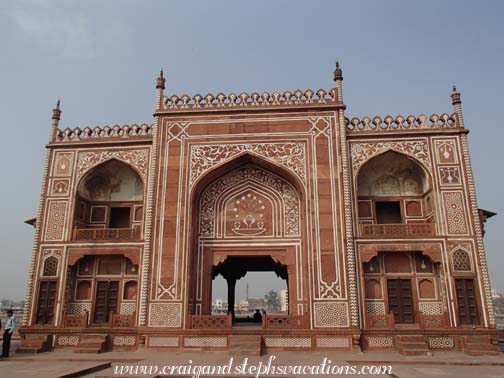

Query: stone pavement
[0,340,503,378]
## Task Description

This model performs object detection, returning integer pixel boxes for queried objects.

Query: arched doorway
[187,155,307,327]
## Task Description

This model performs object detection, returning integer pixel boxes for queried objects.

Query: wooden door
[455,279,480,325]
[387,278,414,323]
[93,281,119,323]
[35,280,57,324]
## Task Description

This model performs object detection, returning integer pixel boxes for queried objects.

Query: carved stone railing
[54,123,153,142]
[73,227,141,241]
[262,314,304,329]
[162,88,339,111]
[109,311,136,328]
[360,223,435,238]
[62,312,88,328]
[417,313,449,329]
[365,312,395,329]
[346,113,460,134]
[190,314,232,329]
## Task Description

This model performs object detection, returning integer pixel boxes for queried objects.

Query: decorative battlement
[54,123,153,143]
[346,113,460,134]
[160,88,340,112]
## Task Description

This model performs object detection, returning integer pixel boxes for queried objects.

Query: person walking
[1,309,15,358]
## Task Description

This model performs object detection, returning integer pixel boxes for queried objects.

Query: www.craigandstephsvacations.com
[113,356,393,377]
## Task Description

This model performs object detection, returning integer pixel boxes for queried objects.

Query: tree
[264,290,280,313]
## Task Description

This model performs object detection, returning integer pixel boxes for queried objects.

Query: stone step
[73,334,109,353]
[229,335,262,356]
[464,342,500,351]
[463,335,491,343]
[17,334,52,354]
[80,335,108,342]
[398,341,429,348]
[462,335,501,356]
[397,334,429,356]
[15,346,45,354]
[399,348,431,356]
[73,346,104,353]
[464,350,500,356]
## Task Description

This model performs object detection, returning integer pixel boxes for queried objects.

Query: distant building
[237,299,249,313]
[280,290,288,313]
[212,298,227,313]
[248,298,265,311]
[491,289,503,299]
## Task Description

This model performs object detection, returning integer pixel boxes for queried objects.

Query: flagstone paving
[0,340,503,377]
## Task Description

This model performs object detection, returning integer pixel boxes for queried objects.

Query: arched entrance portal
[188,157,307,326]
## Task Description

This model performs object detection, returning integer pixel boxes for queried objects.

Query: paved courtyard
[0,340,503,378]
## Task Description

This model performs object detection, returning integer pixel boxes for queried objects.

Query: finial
[52,99,62,120]
[333,61,343,81]
[451,85,461,105]
[156,69,166,90]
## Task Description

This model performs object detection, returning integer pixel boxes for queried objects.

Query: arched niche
[358,151,429,197]
[356,151,434,226]
[73,159,145,238]
[77,159,144,202]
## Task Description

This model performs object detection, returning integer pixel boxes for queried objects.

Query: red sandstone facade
[19,64,502,355]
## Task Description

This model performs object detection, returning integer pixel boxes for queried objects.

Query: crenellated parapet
[54,123,153,143]
[160,88,340,112]
[346,113,460,134]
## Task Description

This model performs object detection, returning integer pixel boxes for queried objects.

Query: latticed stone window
[452,249,471,272]
[43,256,58,276]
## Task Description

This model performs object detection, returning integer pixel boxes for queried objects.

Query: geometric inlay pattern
[419,302,443,315]
[113,336,136,347]
[57,335,80,346]
[120,302,137,316]
[264,337,312,348]
[44,201,67,241]
[148,336,179,347]
[367,336,393,348]
[148,303,182,327]
[365,301,386,315]
[42,256,58,276]
[452,249,472,272]
[68,302,91,315]
[428,337,454,349]
[443,192,468,234]
[313,302,348,327]
[183,337,227,347]
[316,337,350,348]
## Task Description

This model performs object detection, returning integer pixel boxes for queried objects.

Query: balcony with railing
[73,227,141,242]
[359,223,435,239]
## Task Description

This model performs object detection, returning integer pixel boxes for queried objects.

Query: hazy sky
[1,1,503,301]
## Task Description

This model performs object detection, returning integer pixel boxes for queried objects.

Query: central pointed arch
[185,152,308,322]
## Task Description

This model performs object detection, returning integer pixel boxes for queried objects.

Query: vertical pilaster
[334,63,359,327]
[452,87,495,327]
[23,101,61,325]
[138,74,162,326]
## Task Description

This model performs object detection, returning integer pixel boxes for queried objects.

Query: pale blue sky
[0,0,503,301]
